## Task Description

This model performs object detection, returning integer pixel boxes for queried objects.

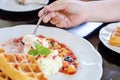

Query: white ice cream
[22,34,48,54]
[37,50,62,77]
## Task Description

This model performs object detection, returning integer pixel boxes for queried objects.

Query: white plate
[0,25,103,80]
[99,22,120,53]
[0,0,49,12]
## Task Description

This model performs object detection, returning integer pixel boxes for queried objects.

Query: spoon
[33,10,47,35]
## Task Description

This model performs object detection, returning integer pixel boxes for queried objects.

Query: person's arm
[39,0,86,28]
[38,0,120,28]
[84,0,120,22]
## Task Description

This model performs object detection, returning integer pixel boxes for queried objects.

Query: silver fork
[33,10,47,35]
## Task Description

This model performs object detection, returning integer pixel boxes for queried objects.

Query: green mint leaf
[28,49,38,56]
[34,42,42,49]
[28,42,51,56]
[28,49,34,55]
[38,47,51,56]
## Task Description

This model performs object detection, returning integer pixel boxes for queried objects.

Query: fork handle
[33,10,47,34]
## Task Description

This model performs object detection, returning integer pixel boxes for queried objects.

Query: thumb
[44,1,68,12]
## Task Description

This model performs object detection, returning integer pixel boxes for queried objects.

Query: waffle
[109,27,120,46]
[0,53,47,80]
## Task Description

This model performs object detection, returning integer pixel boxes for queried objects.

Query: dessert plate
[0,0,50,21]
[0,0,49,12]
[99,22,120,53]
[0,25,103,80]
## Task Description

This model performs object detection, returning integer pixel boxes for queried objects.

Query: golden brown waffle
[0,53,47,80]
[109,27,120,46]
[0,70,10,80]
[0,48,5,53]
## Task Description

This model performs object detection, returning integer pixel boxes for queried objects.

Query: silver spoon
[33,10,47,35]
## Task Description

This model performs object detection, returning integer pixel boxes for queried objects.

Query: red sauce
[1,35,78,75]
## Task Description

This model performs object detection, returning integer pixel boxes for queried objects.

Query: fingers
[50,12,64,24]
[38,0,69,17]
[44,0,68,12]
[38,0,70,28]
[42,12,56,23]
[40,10,70,28]
[55,21,68,28]
[38,8,45,17]
[50,12,70,28]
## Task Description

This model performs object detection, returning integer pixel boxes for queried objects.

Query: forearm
[83,0,120,22]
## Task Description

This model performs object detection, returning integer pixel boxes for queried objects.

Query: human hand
[38,0,87,28]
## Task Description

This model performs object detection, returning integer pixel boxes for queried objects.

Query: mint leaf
[28,42,51,56]
[38,47,51,56]
[34,42,42,49]
[28,49,38,56]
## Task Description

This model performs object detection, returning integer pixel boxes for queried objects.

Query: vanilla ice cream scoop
[22,34,48,54]
[37,50,62,77]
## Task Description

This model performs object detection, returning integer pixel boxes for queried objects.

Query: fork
[33,10,47,35]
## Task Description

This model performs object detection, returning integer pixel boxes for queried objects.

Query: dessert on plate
[109,27,120,46]
[17,0,44,5]
[0,34,78,80]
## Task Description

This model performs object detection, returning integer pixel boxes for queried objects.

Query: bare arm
[84,0,120,22]
[38,0,120,28]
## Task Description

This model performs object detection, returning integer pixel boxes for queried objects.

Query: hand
[38,0,87,28]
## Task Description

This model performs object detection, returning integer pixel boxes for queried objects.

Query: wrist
[82,0,120,22]
[74,1,89,24]
[82,1,99,22]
